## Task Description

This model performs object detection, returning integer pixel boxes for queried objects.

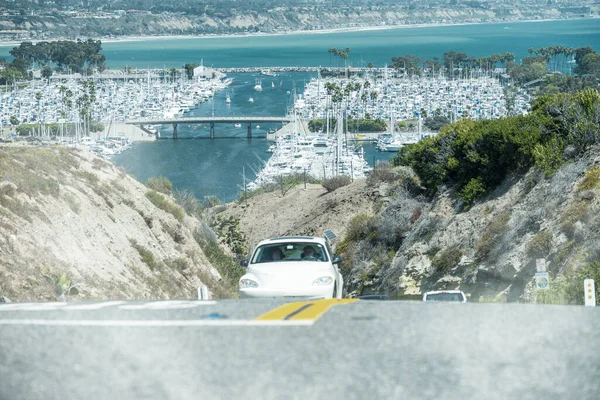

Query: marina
[295,72,530,122]
[0,19,597,201]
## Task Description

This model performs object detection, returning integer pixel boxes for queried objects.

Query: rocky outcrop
[378,150,600,302]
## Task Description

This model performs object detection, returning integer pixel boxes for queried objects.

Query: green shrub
[322,175,352,192]
[396,90,600,203]
[75,170,99,187]
[475,212,511,260]
[130,239,159,270]
[527,231,554,259]
[146,176,172,195]
[459,177,486,207]
[165,257,188,272]
[578,167,600,191]
[161,221,185,244]
[560,202,589,226]
[145,190,184,222]
[0,195,33,222]
[64,193,80,214]
[366,163,397,186]
[431,248,463,272]
[344,214,379,243]
[194,230,245,291]
[173,189,203,218]
[212,215,247,257]
[203,195,221,208]
[532,137,565,176]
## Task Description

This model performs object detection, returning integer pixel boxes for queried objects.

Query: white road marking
[0,302,67,311]
[0,301,218,312]
[62,301,127,310]
[0,319,313,327]
[118,301,217,310]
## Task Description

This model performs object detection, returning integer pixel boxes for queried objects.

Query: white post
[584,279,596,307]
[197,285,210,300]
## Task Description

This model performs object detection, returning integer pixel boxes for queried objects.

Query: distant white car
[239,236,344,299]
[422,290,467,303]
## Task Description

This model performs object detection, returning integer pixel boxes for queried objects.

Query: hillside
[0,145,231,302]
[1,4,596,42]
[222,90,600,304]
[222,180,376,251]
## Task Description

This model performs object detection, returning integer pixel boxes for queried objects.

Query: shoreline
[0,16,597,48]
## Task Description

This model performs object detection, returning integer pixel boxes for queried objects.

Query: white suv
[239,236,344,299]
[422,290,467,303]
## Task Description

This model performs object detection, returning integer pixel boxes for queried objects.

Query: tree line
[0,39,106,85]
[395,89,600,207]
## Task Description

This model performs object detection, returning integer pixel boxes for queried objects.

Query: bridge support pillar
[173,123,178,140]
[210,122,215,139]
[247,123,252,139]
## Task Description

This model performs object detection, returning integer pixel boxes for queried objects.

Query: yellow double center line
[255,299,357,322]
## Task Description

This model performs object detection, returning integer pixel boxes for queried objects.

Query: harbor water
[2,19,597,202]
[110,72,396,202]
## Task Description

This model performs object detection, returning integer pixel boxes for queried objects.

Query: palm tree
[370,90,378,104]
[328,48,337,66]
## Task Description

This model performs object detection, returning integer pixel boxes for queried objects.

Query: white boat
[235,123,242,128]
[261,69,277,77]
[271,82,275,88]
[254,78,263,92]
[226,91,231,104]
[256,125,260,129]
[248,97,254,103]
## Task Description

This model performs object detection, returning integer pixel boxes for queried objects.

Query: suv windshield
[425,293,465,302]
[252,243,329,263]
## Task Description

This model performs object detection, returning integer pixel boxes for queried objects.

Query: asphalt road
[0,299,599,400]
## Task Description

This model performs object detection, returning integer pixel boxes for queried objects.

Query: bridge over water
[126,116,293,139]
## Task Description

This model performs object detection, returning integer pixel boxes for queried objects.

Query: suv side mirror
[332,256,343,264]
[240,259,249,268]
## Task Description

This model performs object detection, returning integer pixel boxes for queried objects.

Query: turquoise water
[3,19,598,202]
[110,72,395,202]
[1,19,597,68]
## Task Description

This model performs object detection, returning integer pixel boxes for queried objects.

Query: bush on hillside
[145,190,185,222]
[173,189,204,218]
[578,167,600,191]
[322,175,351,192]
[527,231,554,259]
[194,229,245,291]
[203,195,221,208]
[431,248,463,273]
[146,176,173,195]
[366,163,398,186]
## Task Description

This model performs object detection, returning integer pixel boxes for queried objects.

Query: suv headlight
[312,276,333,286]
[240,279,258,289]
